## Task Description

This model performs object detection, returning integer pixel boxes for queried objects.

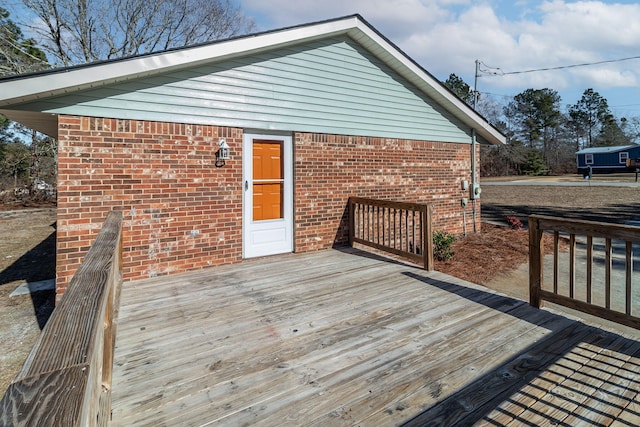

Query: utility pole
[473,59,480,110]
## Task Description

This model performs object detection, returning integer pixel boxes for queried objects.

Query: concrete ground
[486,254,640,340]
[482,172,640,185]
[482,174,640,338]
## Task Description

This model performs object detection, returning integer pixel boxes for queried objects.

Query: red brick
[56,115,480,297]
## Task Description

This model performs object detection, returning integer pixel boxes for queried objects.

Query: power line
[479,55,640,77]
[1,33,49,65]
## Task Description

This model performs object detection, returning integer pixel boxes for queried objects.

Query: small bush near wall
[433,230,456,261]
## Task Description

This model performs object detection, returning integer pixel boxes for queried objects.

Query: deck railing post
[423,205,434,271]
[529,216,544,308]
[348,197,355,246]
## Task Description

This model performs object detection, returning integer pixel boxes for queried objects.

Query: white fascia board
[0,17,359,107]
[348,21,505,145]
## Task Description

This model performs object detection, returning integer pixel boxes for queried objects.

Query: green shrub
[433,230,456,261]
[522,150,549,176]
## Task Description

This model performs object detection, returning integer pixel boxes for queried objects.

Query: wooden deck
[111,248,640,426]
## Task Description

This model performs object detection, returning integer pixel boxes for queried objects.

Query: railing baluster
[412,211,416,253]
[374,205,376,244]
[393,208,396,249]
[587,235,593,304]
[570,234,575,299]
[366,205,370,242]
[358,203,363,241]
[378,207,382,245]
[376,206,380,245]
[400,209,404,252]
[364,204,368,242]
[360,203,363,240]
[379,206,382,245]
[606,238,612,310]
[382,206,386,247]
[626,241,632,316]
[553,231,559,294]
[404,209,408,252]
[362,203,365,241]
[361,204,364,241]
[406,209,410,253]
[358,203,362,241]
[373,206,377,245]
[418,210,423,255]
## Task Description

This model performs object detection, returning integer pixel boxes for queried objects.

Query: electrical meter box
[471,184,481,199]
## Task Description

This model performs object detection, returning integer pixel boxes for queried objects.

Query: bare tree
[625,117,640,144]
[15,0,255,66]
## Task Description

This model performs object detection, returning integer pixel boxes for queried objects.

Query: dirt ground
[0,208,56,394]
[438,173,639,285]
[1,174,638,396]
[481,177,640,225]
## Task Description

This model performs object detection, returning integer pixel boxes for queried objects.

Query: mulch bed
[435,223,560,286]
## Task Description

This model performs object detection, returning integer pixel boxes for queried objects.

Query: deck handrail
[529,214,640,329]
[1,210,123,426]
[348,197,433,270]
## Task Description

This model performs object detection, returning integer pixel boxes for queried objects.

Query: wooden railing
[529,215,640,329]
[349,197,433,270]
[1,210,123,426]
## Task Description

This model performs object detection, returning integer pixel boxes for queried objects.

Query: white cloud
[508,1,640,91]
[243,0,453,35]
[240,0,640,108]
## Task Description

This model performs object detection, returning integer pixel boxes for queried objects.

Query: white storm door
[243,132,293,258]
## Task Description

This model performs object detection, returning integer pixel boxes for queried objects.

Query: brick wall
[293,133,478,252]
[56,115,478,297]
[56,115,243,298]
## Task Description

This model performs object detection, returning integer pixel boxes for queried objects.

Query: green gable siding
[14,36,472,143]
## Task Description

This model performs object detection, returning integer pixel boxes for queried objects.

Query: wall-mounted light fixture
[215,139,230,167]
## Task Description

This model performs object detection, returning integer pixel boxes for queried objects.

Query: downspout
[471,129,478,233]
[472,60,480,233]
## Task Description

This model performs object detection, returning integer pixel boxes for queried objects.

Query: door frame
[242,130,293,258]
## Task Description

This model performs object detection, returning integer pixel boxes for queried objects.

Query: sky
[238,0,640,119]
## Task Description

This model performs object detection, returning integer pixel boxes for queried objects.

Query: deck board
[110,248,640,426]
[560,338,640,425]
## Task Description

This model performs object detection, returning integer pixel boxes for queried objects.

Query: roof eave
[0,17,361,107]
[0,14,505,145]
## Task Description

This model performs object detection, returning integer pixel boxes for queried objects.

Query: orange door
[252,140,283,221]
